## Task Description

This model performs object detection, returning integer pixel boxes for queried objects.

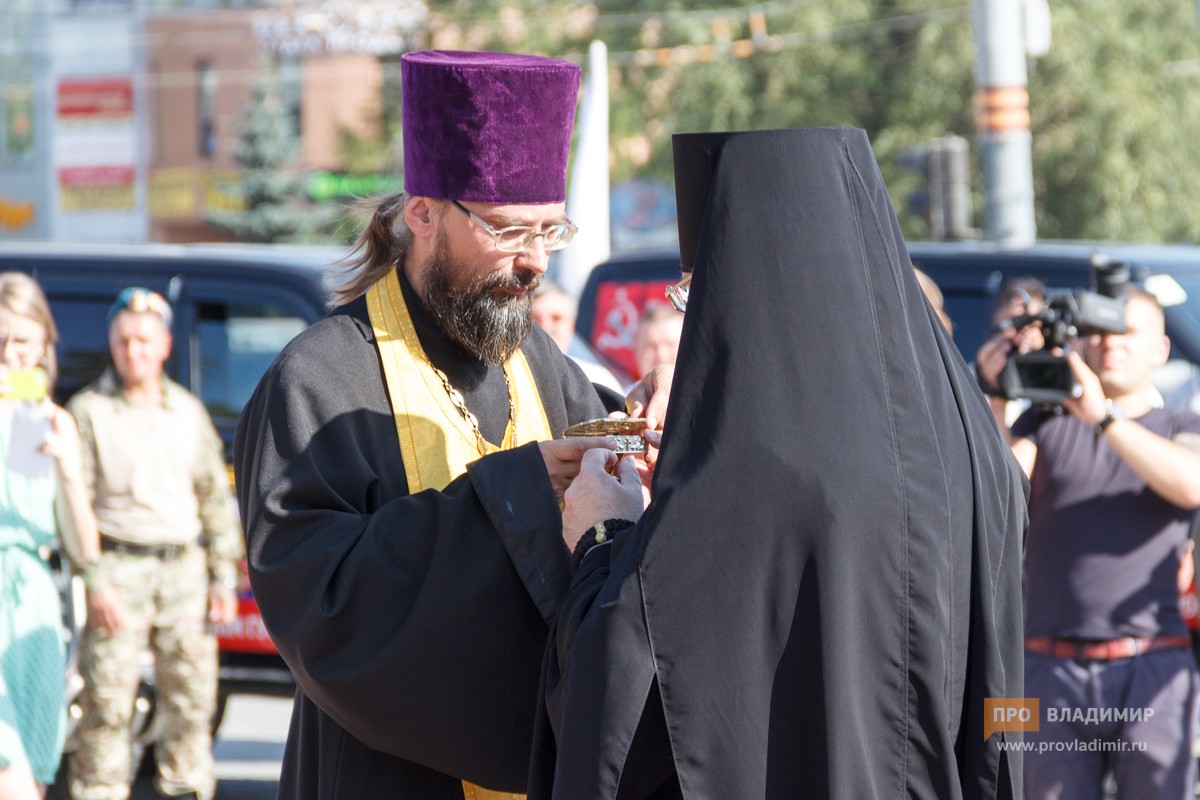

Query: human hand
[209,583,238,626]
[561,448,644,551]
[41,405,84,480]
[977,319,1048,393]
[86,585,125,634]
[1061,350,1107,426]
[597,421,660,503]
[1012,321,1045,354]
[538,436,616,501]
[625,364,674,432]
[636,429,663,502]
[975,332,1014,393]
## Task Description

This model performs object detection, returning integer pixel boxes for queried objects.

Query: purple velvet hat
[401,50,582,205]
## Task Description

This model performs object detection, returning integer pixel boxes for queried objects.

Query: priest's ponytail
[329,192,414,307]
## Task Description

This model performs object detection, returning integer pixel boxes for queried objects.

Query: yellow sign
[60,185,135,212]
[149,168,197,218]
[0,199,35,230]
[147,168,247,219]
[203,171,246,213]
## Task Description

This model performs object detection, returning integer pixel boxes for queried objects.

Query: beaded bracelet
[572,518,636,568]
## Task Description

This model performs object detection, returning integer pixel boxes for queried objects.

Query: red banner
[57,78,133,118]
[57,166,135,188]
[589,279,673,379]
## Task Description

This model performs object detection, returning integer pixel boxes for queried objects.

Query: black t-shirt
[1014,406,1200,639]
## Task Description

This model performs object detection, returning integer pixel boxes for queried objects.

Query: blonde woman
[0,272,98,799]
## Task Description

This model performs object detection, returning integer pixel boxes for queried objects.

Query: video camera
[995,254,1130,404]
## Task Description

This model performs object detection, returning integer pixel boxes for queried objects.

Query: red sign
[588,279,672,379]
[57,166,135,188]
[214,596,278,655]
[57,78,133,118]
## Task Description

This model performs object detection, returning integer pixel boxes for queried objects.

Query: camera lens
[1090,252,1130,298]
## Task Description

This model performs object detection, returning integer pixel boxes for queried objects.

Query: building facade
[0,1,424,243]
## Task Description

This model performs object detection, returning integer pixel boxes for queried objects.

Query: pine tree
[207,64,335,243]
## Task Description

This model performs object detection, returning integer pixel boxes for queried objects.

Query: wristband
[76,560,100,589]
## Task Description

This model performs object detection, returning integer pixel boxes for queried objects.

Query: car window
[46,297,112,402]
[192,299,306,424]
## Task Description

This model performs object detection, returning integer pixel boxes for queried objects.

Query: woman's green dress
[0,402,66,784]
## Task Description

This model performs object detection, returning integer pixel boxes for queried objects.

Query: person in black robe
[233,50,665,799]
[530,127,1029,799]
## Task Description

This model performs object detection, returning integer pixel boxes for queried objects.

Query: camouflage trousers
[69,546,217,800]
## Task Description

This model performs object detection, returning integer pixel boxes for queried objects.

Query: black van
[575,241,1200,401]
[0,241,337,455]
[0,240,339,759]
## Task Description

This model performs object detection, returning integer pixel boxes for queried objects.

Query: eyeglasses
[665,272,692,313]
[450,200,578,253]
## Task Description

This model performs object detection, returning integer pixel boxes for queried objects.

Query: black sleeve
[529,536,616,798]
[539,537,615,741]
[529,525,677,799]
[234,326,571,791]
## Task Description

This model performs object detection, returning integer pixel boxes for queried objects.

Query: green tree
[207,64,337,243]
[427,0,1200,243]
[429,0,981,237]
[336,55,405,176]
[1029,0,1200,242]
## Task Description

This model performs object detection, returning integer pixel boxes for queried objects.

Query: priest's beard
[422,232,540,365]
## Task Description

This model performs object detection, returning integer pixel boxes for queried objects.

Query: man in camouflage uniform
[68,288,242,800]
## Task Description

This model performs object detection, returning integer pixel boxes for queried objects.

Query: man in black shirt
[1012,288,1200,799]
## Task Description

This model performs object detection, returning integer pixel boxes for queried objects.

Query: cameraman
[1012,288,1200,799]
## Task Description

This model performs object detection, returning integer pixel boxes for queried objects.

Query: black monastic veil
[532,128,1028,800]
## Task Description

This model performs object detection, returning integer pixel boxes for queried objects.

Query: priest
[234,50,656,798]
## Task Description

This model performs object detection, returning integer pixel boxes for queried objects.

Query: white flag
[556,39,611,300]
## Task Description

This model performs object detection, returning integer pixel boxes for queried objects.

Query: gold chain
[429,363,516,456]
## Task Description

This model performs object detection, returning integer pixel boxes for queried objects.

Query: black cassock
[234,272,617,798]
[531,128,1028,800]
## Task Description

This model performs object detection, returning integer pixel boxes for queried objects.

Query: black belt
[99,536,193,560]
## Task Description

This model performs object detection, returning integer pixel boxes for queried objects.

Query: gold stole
[366,270,549,800]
